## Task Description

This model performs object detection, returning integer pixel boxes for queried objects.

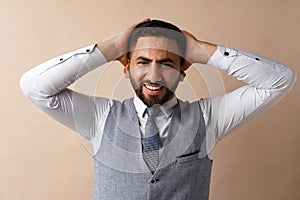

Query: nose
[148,63,162,83]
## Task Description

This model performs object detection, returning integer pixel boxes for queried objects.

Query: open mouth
[144,84,162,91]
[143,83,164,95]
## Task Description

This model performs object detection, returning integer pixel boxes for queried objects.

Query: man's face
[125,36,184,107]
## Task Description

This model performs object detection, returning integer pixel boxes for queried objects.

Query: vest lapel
[128,98,143,153]
[158,100,202,170]
[162,102,181,146]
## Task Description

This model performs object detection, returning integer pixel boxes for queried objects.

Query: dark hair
[127,20,186,65]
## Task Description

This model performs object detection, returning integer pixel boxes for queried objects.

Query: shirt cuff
[207,45,238,71]
[84,44,107,71]
[35,44,107,75]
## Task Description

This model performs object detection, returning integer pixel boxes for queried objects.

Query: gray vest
[93,98,213,200]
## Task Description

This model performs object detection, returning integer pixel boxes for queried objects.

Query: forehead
[131,36,181,62]
[134,36,180,55]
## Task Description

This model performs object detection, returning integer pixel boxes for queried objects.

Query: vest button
[150,179,159,184]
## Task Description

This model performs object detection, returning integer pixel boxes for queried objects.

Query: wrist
[201,42,217,63]
[193,41,217,64]
[97,38,120,62]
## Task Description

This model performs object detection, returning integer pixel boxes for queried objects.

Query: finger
[141,18,151,22]
[181,30,197,40]
[127,18,151,31]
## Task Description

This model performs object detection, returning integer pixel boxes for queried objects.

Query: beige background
[1,0,299,199]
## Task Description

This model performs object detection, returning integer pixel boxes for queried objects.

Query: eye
[137,61,149,66]
[159,63,173,68]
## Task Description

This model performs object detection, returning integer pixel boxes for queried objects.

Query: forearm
[207,46,296,92]
[20,44,107,98]
[97,38,121,62]
[193,41,217,64]
[203,46,296,143]
[201,46,296,157]
[19,44,110,142]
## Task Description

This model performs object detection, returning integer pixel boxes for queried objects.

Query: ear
[179,69,186,82]
[123,63,130,79]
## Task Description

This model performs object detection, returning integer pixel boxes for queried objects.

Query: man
[20,19,296,199]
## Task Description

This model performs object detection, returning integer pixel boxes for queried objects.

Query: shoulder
[177,99,203,112]
[107,98,135,114]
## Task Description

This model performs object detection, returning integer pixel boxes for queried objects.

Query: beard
[129,72,180,107]
[135,85,175,107]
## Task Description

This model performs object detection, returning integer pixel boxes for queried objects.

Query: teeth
[145,84,161,91]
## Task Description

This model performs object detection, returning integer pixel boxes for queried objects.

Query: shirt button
[86,49,90,53]
[224,52,229,56]
[255,57,260,61]
[150,179,159,184]
[59,58,63,61]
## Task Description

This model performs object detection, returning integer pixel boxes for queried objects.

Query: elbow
[19,72,31,97]
[268,65,297,96]
[284,67,297,91]
[19,71,41,99]
[273,66,297,97]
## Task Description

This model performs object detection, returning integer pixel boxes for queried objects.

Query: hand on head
[181,30,217,67]
[99,18,216,74]
[97,18,150,65]
[117,18,151,66]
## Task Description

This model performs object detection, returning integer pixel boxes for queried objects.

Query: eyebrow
[136,56,175,64]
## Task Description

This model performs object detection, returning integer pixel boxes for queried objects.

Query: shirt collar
[133,95,178,118]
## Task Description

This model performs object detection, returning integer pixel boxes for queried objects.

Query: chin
[138,93,174,107]
[135,85,175,107]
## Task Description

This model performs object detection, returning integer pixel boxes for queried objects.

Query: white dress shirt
[20,44,296,159]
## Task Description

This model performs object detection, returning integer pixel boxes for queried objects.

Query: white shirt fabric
[20,44,296,159]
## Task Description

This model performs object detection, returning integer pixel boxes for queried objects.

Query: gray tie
[142,107,159,173]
